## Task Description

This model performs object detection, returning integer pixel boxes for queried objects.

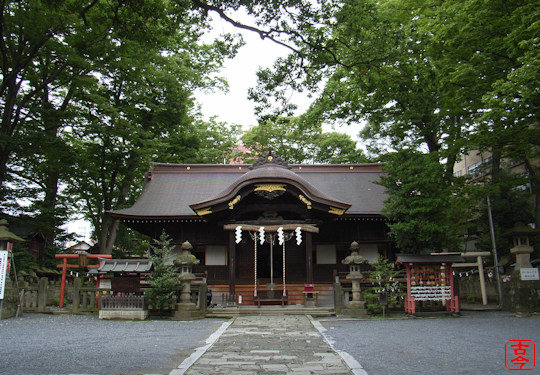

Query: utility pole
[487,195,504,307]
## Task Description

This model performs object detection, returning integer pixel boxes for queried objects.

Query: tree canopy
[250,0,539,253]
[2,0,538,258]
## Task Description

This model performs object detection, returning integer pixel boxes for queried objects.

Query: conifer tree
[146,232,181,309]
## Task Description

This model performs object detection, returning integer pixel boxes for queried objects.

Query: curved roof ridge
[190,164,351,211]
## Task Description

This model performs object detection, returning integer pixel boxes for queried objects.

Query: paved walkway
[170,315,365,375]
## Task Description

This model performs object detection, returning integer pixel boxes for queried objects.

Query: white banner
[0,251,8,300]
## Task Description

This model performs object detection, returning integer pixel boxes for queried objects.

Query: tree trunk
[98,215,110,254]
[105,219,121,253]
[490,148,502,185]
[523,158,540,229]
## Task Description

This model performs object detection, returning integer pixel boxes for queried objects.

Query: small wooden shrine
[396,253,464,314]
[95,258,153,293]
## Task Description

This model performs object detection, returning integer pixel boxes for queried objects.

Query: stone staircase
[206,305,335,318]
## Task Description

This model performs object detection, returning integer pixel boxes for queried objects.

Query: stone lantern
[342,241,368,308]
[0,219,25,250]
[173,241,200,304]
[505,223,539,270]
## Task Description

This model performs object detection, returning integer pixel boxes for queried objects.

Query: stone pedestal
[341,302,369,318]
[504,270,540,316]
[179,281,193,303]
[99,309,148,320]
[172,302,203,321]
[0,280,18,319]
[304,296,316,308]
[341,279,368,317]
[510,246,533,270]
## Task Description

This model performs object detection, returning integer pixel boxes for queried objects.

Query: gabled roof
[396,253,465,264]
[96,259,152,273]
[108,162,386,219]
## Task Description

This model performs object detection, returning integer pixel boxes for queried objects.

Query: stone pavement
[170,315,366,375]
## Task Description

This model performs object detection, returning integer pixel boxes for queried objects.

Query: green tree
[379,150,461,253]
[363,256,405,314]
[2,0,323,255]
[146,231,181,309]
[250,0,466,170]
[242,116,368,164]
[249,0,539,251]
[2,0,243,253]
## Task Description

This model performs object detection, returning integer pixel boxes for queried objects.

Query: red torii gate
[55,254,112,308]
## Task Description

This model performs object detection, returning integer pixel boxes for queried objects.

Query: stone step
[206,306,335,318]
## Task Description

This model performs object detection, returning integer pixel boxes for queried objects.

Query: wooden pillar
[228,231,236,295]
[305,232,313,284]
[59,258,68,308]
[72,277,81,313]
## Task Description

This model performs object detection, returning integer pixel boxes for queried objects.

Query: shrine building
[107,152,391,303]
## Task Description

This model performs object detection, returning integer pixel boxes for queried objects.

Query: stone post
[333,282,343,315]
[198,283,208,316]
[37,277,48,313]
[72,277,81,313]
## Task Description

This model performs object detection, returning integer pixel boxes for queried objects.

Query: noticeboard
[520,268,540,281]
[99,279,112,289]
[0,251,8,299]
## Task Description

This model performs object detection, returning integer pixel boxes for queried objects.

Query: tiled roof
[396,253,465,264]
[97,259,152,273]
[108,163,387,218]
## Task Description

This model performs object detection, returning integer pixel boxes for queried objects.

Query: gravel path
[319,311,540,375]
[2,312,539,375]
[0,314,225,375]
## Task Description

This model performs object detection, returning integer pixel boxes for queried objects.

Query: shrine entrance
[256,237,283,280]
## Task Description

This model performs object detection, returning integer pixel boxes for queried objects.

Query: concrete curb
[169,318,235,375]
[308,315,369,375]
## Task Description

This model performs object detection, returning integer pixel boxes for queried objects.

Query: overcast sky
[195,13,361,139]
[195,15,310,129]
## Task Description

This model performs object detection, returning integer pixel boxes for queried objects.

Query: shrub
[363,256,405,314]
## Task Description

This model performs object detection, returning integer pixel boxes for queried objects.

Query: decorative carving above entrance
[254,183,286,200]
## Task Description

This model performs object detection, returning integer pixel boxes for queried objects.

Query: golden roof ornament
[250,149,290,170]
